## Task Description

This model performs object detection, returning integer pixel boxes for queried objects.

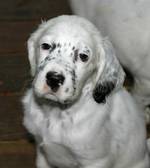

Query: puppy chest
[40,119,108,166]
[38,119,93,167]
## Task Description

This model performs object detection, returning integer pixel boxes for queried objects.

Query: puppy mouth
[44,93,74,107]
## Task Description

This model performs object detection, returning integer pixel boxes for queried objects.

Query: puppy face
[28,16,125,104]
[32,23,96,104]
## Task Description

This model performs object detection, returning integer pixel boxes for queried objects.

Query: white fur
[22,15,150,168]
[69,0,150,121]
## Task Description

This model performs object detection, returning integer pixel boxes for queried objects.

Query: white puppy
[69,0,150,121]
[22,15,150,168]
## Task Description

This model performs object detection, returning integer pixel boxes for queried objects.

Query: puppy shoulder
[111,88,144,121]
[22,89,44,134]
[22,89,35,112]
[112,88,135,106]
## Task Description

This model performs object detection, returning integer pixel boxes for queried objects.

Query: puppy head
[27,15,125,104]
[28,15,100,104]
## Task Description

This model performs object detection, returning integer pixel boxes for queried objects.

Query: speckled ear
[93,38,125,103]
[93,81,115,103]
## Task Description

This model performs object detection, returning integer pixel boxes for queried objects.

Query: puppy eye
[79,53,89,62]
[41,43,51,50]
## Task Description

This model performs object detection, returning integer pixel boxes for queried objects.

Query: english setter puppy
[22,15,150,168]
[69,0,150,121]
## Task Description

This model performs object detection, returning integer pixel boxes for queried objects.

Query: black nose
[46,71,65,92]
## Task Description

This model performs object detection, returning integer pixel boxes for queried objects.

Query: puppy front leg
[36,147,51,168]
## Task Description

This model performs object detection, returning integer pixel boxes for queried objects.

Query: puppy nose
[46,71,65,92]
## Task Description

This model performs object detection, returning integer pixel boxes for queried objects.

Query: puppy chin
[33,85,75,105]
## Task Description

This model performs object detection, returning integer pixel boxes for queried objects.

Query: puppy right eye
[41,43,51,50]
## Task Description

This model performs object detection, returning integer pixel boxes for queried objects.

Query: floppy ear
[27,21,48,76]
[27,37,37,76]
[93,38,125,103]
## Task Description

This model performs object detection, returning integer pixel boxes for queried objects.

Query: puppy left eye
[79,53,89,62]
[41,43,51,50]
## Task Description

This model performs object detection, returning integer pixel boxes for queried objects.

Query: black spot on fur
[45,56,50,61]
[52,43,56,50]
[93,81,115,103]
[71,69,76,93]
[44,56,56,62]
[65,88,69,93]
[57,43,61,48]
[72,46,75,50]
[70,52,73,57]
[49,43,56,53]
[74,49,78,63]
